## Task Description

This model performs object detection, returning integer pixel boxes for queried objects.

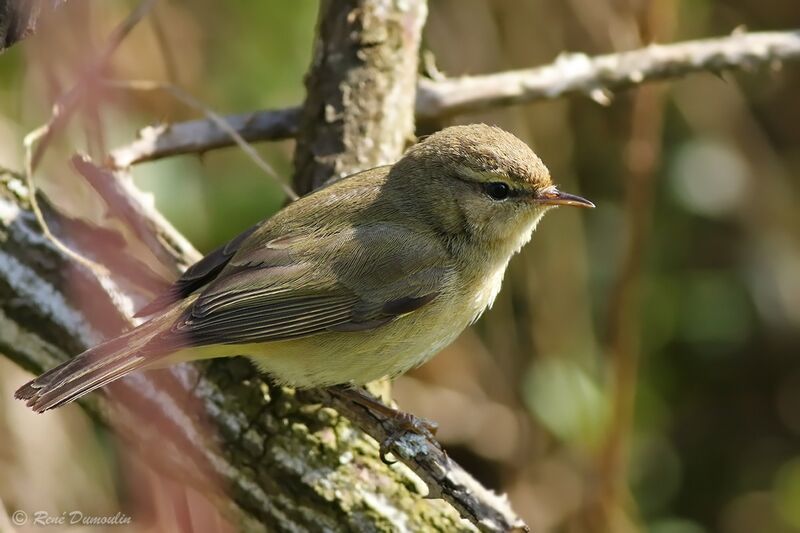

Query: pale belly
[164,251,515,388]
[222,289,487,388]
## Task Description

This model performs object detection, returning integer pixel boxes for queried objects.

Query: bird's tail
[15,306,184,413]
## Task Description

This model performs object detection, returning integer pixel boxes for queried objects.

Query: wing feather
[155,223,450,350]
[135,224,260,317]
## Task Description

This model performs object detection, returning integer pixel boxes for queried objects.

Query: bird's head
[390,124,593,254]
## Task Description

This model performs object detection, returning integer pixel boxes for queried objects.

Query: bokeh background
[1,1,800,532]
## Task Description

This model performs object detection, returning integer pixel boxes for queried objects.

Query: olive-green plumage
[15,124,593,412]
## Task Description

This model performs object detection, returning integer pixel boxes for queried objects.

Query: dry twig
[415,28,800,116]
[108,107,301,169]
[108,29,800,166]
[70,155,199,275]
[104,79,299,200]
[22,0,157,276]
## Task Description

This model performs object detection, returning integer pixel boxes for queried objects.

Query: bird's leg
[326,385,440,464]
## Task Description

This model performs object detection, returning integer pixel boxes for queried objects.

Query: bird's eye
[484,182,510,201]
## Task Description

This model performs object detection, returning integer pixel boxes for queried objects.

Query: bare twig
[590,85,666,533]
[24,126,111,276]
[108,29,800,166]
[416,27,800,116]
[70,155,200,275]
[104,79,299,201]
[108,107,301,168]
[22,0,157,277]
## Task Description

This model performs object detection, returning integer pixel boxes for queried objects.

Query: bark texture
[292,0,426,194]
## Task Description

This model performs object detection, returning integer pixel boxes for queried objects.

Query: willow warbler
[16,124,593,413]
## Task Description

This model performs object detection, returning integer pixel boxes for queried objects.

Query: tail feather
[21,353,146,412]
[15,304,185,413]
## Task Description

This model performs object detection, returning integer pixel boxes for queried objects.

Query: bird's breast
[241,256,516,389]
[469,260,508,319]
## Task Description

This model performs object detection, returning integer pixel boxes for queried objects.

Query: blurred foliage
[1,1,799,532]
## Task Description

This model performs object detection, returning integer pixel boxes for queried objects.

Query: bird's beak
[535,187,595,208]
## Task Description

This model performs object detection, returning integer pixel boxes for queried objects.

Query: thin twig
[590,5,675,531]
[29,0,157,170]
[107,29,800,166]
[22,0,158,276]
[23,126,109,276]
[148,4,181,84]
[71,155,199,275]
[415,28,800,117]
[103,79,299,201]
[108,107,301,168]
[591,85,666,533]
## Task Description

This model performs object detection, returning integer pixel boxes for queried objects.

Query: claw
[379,443,397,465]
[378,410,439,464]
[325,385,442,464]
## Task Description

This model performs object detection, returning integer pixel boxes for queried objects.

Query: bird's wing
[134,224,258,317]
[135,166,392,318]
[158,223,450,349]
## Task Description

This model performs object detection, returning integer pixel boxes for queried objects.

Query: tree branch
[300,388,528,532]
[291,0,426,193]
[102,79,299,200]
[107,106,302,169]
[415,28,800,116]
[107,29,800,167]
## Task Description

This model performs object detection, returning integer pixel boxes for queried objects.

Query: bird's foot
[326,385,441,464]
[377,409,438,464]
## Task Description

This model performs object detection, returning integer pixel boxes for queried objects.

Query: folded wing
[157,223,450,350]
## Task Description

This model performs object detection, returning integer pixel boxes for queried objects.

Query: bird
[15,124,593,417]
